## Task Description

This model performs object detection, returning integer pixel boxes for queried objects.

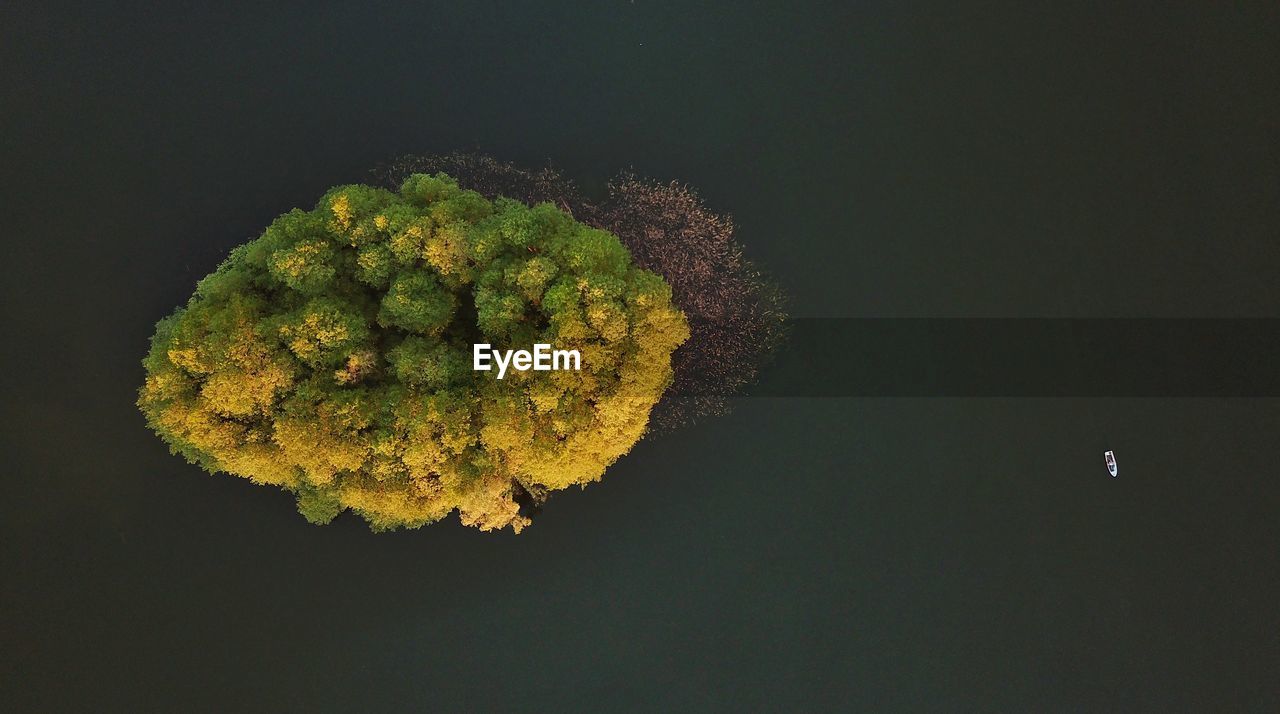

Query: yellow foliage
[272,417,367,486]
[329,193,353,228]
[423,221,472,283]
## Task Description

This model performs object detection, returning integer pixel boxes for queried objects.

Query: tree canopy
[375,153,787,430]
[138,174,688,532]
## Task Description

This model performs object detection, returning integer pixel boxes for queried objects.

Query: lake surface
[3,2,1278,710]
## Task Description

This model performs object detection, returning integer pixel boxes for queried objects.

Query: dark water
[3,2,1279,710]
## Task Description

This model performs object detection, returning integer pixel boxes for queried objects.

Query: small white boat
[1104,450,1118,478]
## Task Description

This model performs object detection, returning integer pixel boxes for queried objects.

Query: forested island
[140,156,784,532]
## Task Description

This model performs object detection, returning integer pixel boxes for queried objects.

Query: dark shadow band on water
[666,319,1280,397]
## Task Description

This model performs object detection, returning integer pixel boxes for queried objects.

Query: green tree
[139,174,688,532]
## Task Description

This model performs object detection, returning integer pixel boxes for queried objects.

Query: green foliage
[139,175,688,532]
[296,486,343,525]
[377,270,456,335]
[386,337,470,389]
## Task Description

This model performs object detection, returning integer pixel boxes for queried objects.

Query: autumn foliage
[139,174,688,532]
[375,153,787,429]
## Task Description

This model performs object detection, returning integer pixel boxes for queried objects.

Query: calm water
[3,2,1278,710]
